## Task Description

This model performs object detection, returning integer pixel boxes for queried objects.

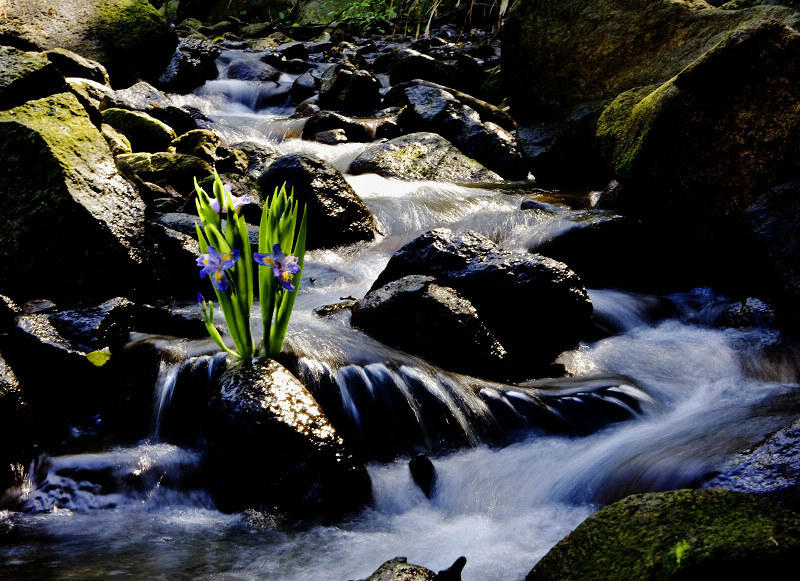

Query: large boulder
[0,0,177,87]
[206,358,372,518]
[385,81,528,179]
[116,152,213,196]
[100,81,198,136]
[349,132,502,183]
[502,0,800,118]
[352,275,509,378]
[45,48,110,86]
[0,92,145,299]
[318,62,382,114]
[387,47,484,94]
[0,46,69,110]
[369,229,593,375]
[527,489,800,581]
[101,108,176,153]
[598,21,800,218]
[257,153,378,249]
[157,35,221,94]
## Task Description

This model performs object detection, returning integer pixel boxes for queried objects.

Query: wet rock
[706,417,800,508]
[0,92,145,300]
[502,0,800,118]
[157,35,221,93]
[358,557,436,581]
[388,47,484,94]
[370,229,593,374]
[409,454,436,498]
[318,62,381,114]
[0,0,177,87]
[352,275,509,378]
[0,45,69,110]
[301,110,373,142]
[277,41,309,61]
[172,129,219,163]
[132,303,207,338]
[141,221,202,300]
[45,48,110,86]
[100,81,198,135]
[291,70,318,104]
[527,489,800,581]
[48,297,135,352]
[226,58,281,82]
[101,108,176,153]
[313,300,358,318]
[230,141,281,181]
[315,129,347,144]
[0,295,20,333]
[349,132,502,183]
[214,147,249,176]
[257,153,377,250]
[0,353,32,497]
[207,358,372,518]
[116,152,213,196]
[598,22,800,219]
[386,81,528,179]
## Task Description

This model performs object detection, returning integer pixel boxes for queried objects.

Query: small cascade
[151,359,183,440]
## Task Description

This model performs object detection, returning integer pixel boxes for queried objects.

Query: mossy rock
[0,92,145,299]
[172,129,218,163]
[101,123,132,156]
[102,108,177,153]
[527,489,800,581]
[502,0,800,118]
[597,21,800,216]
[349,132,502,183]
[0,0,176,87]
[0,45,68,110]
[116,151,213,193]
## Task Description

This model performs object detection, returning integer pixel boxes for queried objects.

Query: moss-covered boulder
[502,0,800,118]
[0,46,68,110]
[0,92,145,299]
[349,132,502,183]
[0,0,177,87]
[172,129,219,163]
[102,108,177,153]
[527,489,800,581]
[597,21,800,217]
[116,151,213,195]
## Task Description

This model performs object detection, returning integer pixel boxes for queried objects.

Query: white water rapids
[2,49,799,581]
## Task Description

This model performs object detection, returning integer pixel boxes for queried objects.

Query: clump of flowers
[194,173,306,360]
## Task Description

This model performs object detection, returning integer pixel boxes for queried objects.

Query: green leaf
[86,349,111,367]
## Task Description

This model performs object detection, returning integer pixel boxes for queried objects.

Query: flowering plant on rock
[194,173,306,360]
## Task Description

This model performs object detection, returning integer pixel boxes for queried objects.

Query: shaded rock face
[206,359,372,518]
[100,81,198,136]
[385,81,528,179]
[0,353,32,496]
[301,110,374,142]
[600,21,800,218]
[0,46,69,110]
[157,36,221,94]
[116,152,213,196]
[48,297,135,352]
[257,153,377,250]
[0,0,177,87]
[387,47,484,95]
[502,0,800,118]
[45,48,110,87]
[101,108,176,153]
[706,417,800,509]
[527,489,800,581]
[318,62,381,114]
[349,132,502,183]
[0,92,145,300]
[352,275,509,378]
[369,229,593,375]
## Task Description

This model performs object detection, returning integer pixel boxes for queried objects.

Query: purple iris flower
[253,243,301,291]
[210,184,251,214]
[197,246,240,291]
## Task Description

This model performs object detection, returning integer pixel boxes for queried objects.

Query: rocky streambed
[3,1,800,579]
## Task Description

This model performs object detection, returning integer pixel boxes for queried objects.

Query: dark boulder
[100,81,198,136]
[502,0,800,118]
[301,110,374,142]
[318,62,381,114]
[0,0,177,87]
[0,353,32,498]
[0,93,145,300]
[231,140,281,181]
[409,454,436,498]
[598,21,800,218]
[349,132,502,183]
[291,70,318,104]
[45,48,110,86]
[257,153,378,249]
[370,229,593,374]
[388,47,484,94]
[206,358,372,518]
[357,557,436,581]
[352,275,509,378]
[157,35,221,93]
[527,489,800,581]
[0,45,69,110]
[226,58,281,82]
[48,297,135,352]
[385,81,528,179]
[276,41,309,61]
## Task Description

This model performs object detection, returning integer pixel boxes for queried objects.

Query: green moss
[595,85,657,166]
[527,489,800,581]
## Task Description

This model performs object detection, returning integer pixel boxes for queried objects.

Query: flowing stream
[3,49,800,581]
